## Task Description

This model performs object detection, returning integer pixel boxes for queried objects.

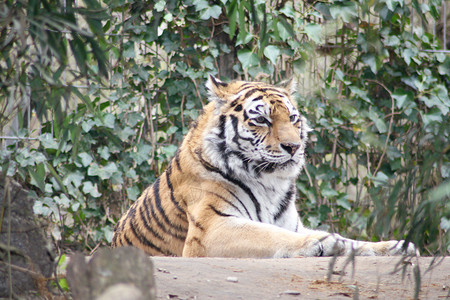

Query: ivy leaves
[1,0,448,255]
[237,49,259,69]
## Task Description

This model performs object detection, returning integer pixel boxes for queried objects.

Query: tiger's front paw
[304,238,325,257]
[360,240,418,256]
[280,237,325,257]
[317,234,347,256]
[385,240,418,256]
[295,235,347,257]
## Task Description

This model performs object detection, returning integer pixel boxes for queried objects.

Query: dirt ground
[152,256,449,300]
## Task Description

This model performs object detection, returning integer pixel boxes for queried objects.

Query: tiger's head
[202,76,311,180]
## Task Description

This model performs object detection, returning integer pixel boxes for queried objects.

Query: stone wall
[0,176,54,297]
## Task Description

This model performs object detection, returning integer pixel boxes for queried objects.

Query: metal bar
[26,85,31,135]
[444,0,447,50]
[420,49,450,53]
[0,136,39,140]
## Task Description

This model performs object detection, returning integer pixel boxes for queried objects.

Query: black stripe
[188,213,205,231]
[234,104,243,112]
[113,219,122,235]
[174,149,182,172]
[217,140,248,173]
[129,219,167,254]
[243,110,249,121]
[113,220,120,232]
[274,183,295,221]
[120,217,126,231]
[252,135,262,146]
[153,178,186,234]
[243,88,259,100]
[251,95,264,102]
[230,115,240,139]
[234,85,254,98]
[115,234,123,246]
[136,189,153,232]
[228,190,253,220]
[166,165,187,217]
[242,87,288,100]
[219,142,236,174]
[236,83,253,92]
[218,141,227,154]
[139,203,165,242]
[112,231,119,246]
[206,191,243,216]
[255,104,265,112]
[149,199,186,241]
[188,237,206,251]
[123,233,132,245]
[125,205,137,224]
[215,141,232,174]
[196,150,262,221]
[191,237,204,245]
[217,115,226,139]
[259,133,267,144]
[258,87,288,95]
[214,117,248,172]
[230,150,249,171]
[271,92,288,99]
[229,115,242,147]
[208,204,235,217]
[230,115,253,142]
[210,75,228,87]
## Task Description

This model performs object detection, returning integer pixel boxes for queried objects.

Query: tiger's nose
[280,143,300,156]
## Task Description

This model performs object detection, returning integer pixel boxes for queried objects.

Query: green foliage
[296,0,450,255]
[0,0,448,254]
[32,97,162,246]
[53,254,69,292]
[0,0,109,126]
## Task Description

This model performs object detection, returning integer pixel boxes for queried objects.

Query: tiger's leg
[182,217,325,258]
[296,226,418,256]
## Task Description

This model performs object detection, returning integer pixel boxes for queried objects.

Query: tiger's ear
[278,77,297,96]
[206,75,229,108]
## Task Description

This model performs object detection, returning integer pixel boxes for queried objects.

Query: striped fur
[112,76,417,258]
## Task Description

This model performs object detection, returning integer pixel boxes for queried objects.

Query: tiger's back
[111,161,189,256]
[111,102,218,256]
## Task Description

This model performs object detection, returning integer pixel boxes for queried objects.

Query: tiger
[111,76,417,258]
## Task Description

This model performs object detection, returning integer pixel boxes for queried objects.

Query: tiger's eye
[289,115,297,122]
[255,116,266,123]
